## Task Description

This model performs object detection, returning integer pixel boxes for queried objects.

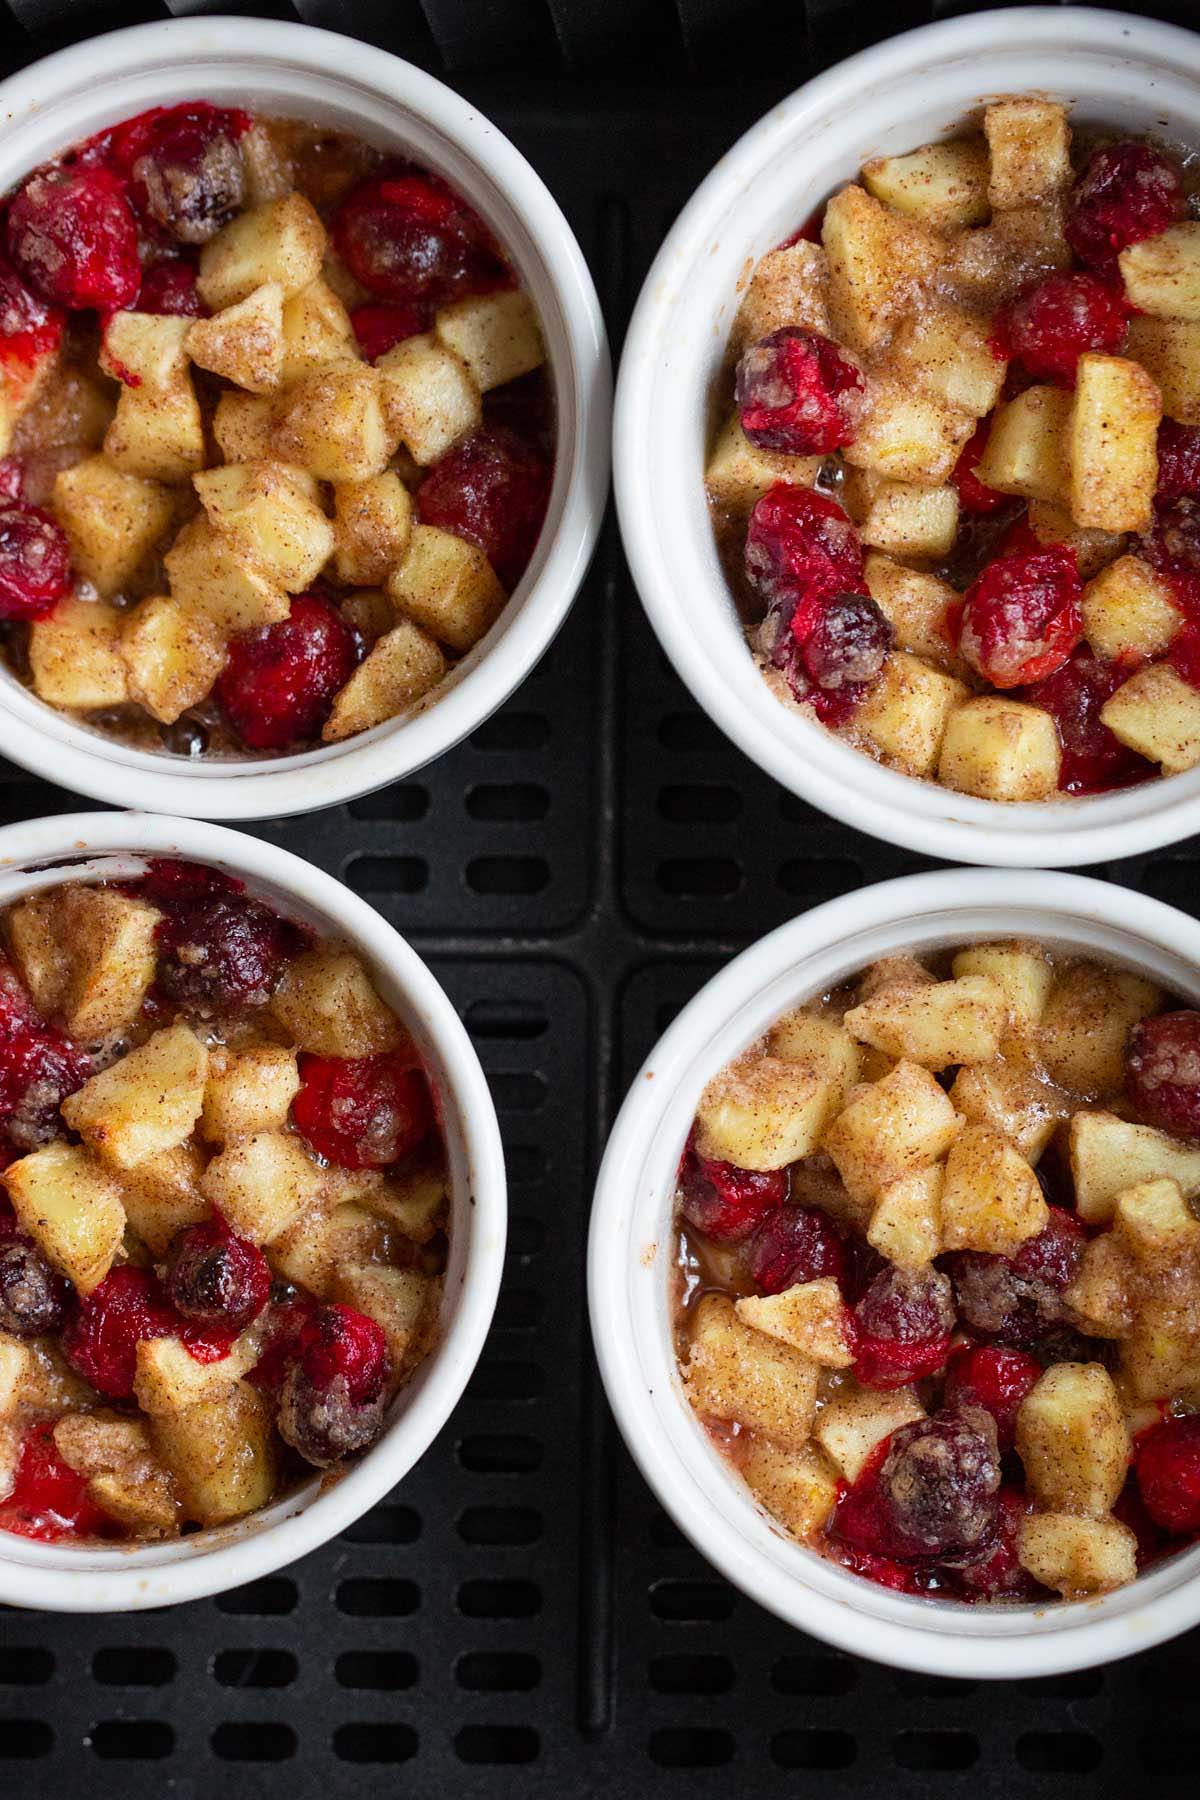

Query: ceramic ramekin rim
[589,868,1200,1677]
[0,16,610,819]
[0,810,506,1611]
[613,6,1200,868]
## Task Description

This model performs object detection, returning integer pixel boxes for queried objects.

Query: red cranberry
[1023,648,1156,794]
[0,1240,69,1338]
[951,1485,1038,1599]
[136,258,207,317]
[134,856,241,903]
[166,1220,270,1334]
[216,592,359,752]
[943,1343,1043,1453]
[1113,1471,1172,1571]
[953,423,1009,516]
[292,1049,432,1170]
[249,1294,317,1393]
[0,957,38,1036]
[1157,421,1200,501]
[834,1408,1000,1565]
[992,272,1127,386]
[0,1026,92,1153]
[957,543,1082,688]
[7,166,140,312]
[0,1422,108,1541]
[109,102,250,245]
[0,501,71,621]
[0,252,64,366]
[277,1303,390,1468]
[350,300,432,360]
[747,1203,845,1294]
[828,1541,928,1593]
[331,171,507,305]
[945,1206,1086,1346]
[678,1151,788,1244]
[1135,1414,1200,1535]
[744,485,864,616]
[1142,496,1200,586]
[62,1267,176,1398]
[155,892,300,1014]
[852,1264,955,1388]
[735,326,861,456]
[416,426,551,591]
[790,589,892,717]
[1066,140,1183,278]
[1126,1012,1200,1141]
[296,1303,388,1402]
[0,460,23,502]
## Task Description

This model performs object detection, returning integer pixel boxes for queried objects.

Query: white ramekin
[0,18,609,819]
[0,811,506,1611]
[590,869,1200,1677]
[614,8,1200,868]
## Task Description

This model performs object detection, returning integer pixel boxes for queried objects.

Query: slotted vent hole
[457,1579,541,1619]
[92,1647,176,1686]
[649,1727,735,1768]
[333,1724,418,1764]
[470,711,548,750]
[457,1651,541,1692]
[893,1731,981,1772]
[0,1649,53,1686]
[466,783,549,821]
[210,1723,296,1762]
[216,1577,298,1616]
[346,855,428,896]
[90,1721,174,1760]
[648,1579,734,1622]
[335,1651,418,1691]
[771,1730,857,1770]
[457,1433,544,1474]
[211,1648,297,1689]
[342,1504,421,1545]
[649,1653,734,1696]
[336,1578,419,1618]
[458,1505,543,1546]
[465,1000,548,1039]
[347,785,429,821]
[455,1725,539,1765]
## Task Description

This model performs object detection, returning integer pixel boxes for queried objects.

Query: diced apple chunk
[165,514,290,633]
[1113,1176,1200,1265]
[270,945,405,1057]
[118,1142,209,1256]
[891,302,1007,418]
[1101,663,1200,774]
[101,311,191,389]
[1126,315,1200,424]
[948,1056,1058,1163]
[684,1294,818,1449]
[735,1278,854,1367]
[104,380,206,484]
[334,472,413,585]
[52,456,174,597]
[855,652,968,779]
[766,1011,860,1099]
[62,1025,208,1170]
[1069,354,1161,533]
[198,192,326,310]
[951,941,1052,1028]
[186,282,284,392]
[1026,499,1123,579]
[335,1163,447,1243]
[867,1164,943,1268]
[435,289,543,391]
[984,99,1071,208]
[376,333,481,465]
[842,377,973,485]
[1120,223,1200,321]
[11,883,162,1040]
[134,1329,262,1415]
[974,385,1071,504]
[845,974,1007,1070]
[863,556,961,665]
[1081,554,1180,660]
[200,1131,323,1244]
[1039,962,1160,1098]
[276,364,392,482]
[29,599,128,711]
[813,1380,924,1482]
[941,1123,1048,1254]
[280,276,357,385]
[1018,1512,1136,1596]
[694,1055,841,1171]
[705,412,820,512]
[322,620,446,741]
[331,1263,435,1382]
[733,240,831,348]
[845,474,958,562]
[3,1142,124,1294]
[213,391,277,463]
[1070,1110,1200,1224]
[200,1045,300,1143]
[193,461,334,592]
[862,136,989,230]
[270,1201,388,1299]
[1063,1234,1134,1338]
[387,522,505,647]
[822,185,945,353]
[89,1471,181,1538]
[824,1060,961,1206]
[938,695,1061,801]
[152,1382,277,1526]
[1015,1362,1130,1515]
[121,594,226,724]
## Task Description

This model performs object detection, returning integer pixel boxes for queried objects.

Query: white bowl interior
[590,870,1200,1675]
[0,21,608,817]
[0,815,504,1609]
[616,9,1200,866]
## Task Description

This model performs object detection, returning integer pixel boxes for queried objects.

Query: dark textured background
[0,1,1198,1791]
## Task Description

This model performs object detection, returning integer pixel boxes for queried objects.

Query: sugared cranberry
[1066,140,1183,279]
[678,1152,788,1244]
[0,501,71,621]
[0,1025,92,1153]
[110,102,249,244]
[292,1049,432,1170]
[166,1220,270,1334]
[1023,648,1157,794]
[249,1294,317,1393]
[0,253,64,367]
[946,1206,1086,1346]
[1126,1012,1200,1141]
[7,167,140,312]
[332,171,508,305]
[952,1485,1038,1599]
[992,272,1127,385]
[136,258,207,317]
[0,1240,69,1338]
[943,1342,1043,1452]
[799,591,892,712]
[953,423,1009,516]
[747,1203,845,1294]
[852,1264,955,1388]
[0,1422,108,1541]
[0,460,23,501]
[296,1303,388,1401]
[958,544,1082,688]
[1157,421,1200,501]
[416,426,551,591]
[350,300,432,360]
[829,1538,929,1594]
[735,326,861,456]
[216,592,358,751]
[1142,496,1200,586]
[744,485,863,616]
[155,892,300,1014]
[835,1408,1000,1565]
[1135,1414,1200,1535]
[134,856,241,903]
[62,1266,176,1398]
[277,1303,390,1469]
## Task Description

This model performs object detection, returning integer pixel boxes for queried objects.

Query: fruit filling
[0,858,448,1542]
[674,939,1200,1601]
[0,104,554,757]
[707,99,1200,800]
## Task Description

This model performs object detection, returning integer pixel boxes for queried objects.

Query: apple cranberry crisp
[0,103,552,756]
[710,99,1200,798]
[674,941,1200,1600]
[0,858,446,1541]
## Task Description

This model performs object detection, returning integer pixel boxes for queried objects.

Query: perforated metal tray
[0,1,1198,1791]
